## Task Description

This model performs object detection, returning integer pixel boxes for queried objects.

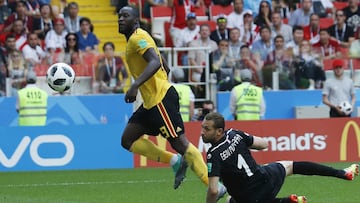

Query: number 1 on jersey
[237,154,254,177]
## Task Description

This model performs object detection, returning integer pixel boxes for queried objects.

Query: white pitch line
[0,178,197,188]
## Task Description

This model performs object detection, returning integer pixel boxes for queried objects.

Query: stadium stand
[163,20,217,47]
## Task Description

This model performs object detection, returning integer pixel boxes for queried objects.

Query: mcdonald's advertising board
[134,118,360,168]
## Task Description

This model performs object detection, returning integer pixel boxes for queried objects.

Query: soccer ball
[339,101,353,115]
[46,62,75,93]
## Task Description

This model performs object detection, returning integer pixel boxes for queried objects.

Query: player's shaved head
[119,6,139,18]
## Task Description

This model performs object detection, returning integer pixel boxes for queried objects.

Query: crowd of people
[1,0,359,113]
[0,0,129,96]
[151,0,360,95]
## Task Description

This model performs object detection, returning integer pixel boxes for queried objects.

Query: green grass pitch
[0,162,358,203]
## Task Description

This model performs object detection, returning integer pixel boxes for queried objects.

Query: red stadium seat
[34,64,48,76]
[333,2,348,10]
[151,6,172,18]
[209,5,233,20]
[319,18,334,29]
[151,6,172,44]
[164,21,174,47]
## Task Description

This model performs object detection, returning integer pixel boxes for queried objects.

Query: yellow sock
[184,143,209,185]
[130,137,173,164]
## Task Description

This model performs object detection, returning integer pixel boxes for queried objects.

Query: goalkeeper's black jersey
[206,129,262,197]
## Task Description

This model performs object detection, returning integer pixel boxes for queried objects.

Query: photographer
[291,39,326,89]
[191,100,215,121]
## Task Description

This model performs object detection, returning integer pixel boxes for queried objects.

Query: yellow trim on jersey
[125,28,171,109]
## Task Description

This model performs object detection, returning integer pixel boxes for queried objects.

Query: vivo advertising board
[0,125,133,171]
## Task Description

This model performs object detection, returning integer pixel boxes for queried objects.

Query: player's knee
[121,136,132,150]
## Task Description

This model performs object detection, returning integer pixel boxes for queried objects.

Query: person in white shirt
[270,11,293,44]
[64,2,82,33]
[174,12,200,48]
[188,24,218,82]
[226,0,245,29]
[22,32,47,66]
[45,18,68,54]
[288,0,313,27]
[285,25,304,57]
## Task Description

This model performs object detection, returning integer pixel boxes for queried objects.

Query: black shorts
[128,86,185,139]
[233,163,286,203]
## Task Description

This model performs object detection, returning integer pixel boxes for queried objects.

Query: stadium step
[75,0,127,53]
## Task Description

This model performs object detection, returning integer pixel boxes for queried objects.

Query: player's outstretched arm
[250,136,268,150]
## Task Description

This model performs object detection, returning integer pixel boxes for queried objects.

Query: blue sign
[0,124,133,171]
[0,94,133,126]
[217,89,360,120]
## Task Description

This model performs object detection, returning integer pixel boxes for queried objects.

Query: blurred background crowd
[0,0,359,99]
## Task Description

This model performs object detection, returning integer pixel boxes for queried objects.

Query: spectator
[174,12,200,71]
[288,0,313,27]
[292,39,325,89]
[239,10,260,46]
[254,0,272,28]
[228,27,243,63]
[168,0,200,46]
[76,17,99,53]
[25,0,41,17]
[3,0,35,33]
[328,9,355,48]
[285,25,304,57]
[251,26,274,61]
[60,32,82,65]
[8,50,28,96]
[343,0,360,32]
[174,12,200,48]
[211,39,234,90]
[265,35,295,89]
[349,27,360,58]
[64,2,82,33]
[229,69,265,120]
[188,23,217,98]
[4,19,28,51]
[322,59,355,117]
[235,45,262,87]
[22,32,47,67]
[97,42,128,94]
[45,17,68,62]
[303,13,321,44]
[272,0,295,19]
[171,68,195,122]
[33,4,56,40]
[226,0,245,29]
[312,28,341,59]
[191,100,215,121]
[188,23,217,83]
[16,70,48,126]
[270,11,293,44]
[0,34,17,68]
[0,0,12,25]
[209,15,231,44]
